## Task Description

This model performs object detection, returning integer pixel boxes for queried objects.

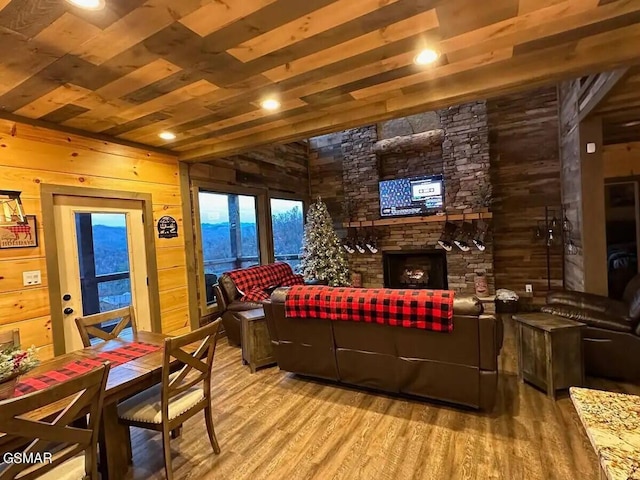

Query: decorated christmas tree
[300,198,350,286]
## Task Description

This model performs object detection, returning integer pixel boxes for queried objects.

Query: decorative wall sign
[157,216,178,239]
[0,215,38,249]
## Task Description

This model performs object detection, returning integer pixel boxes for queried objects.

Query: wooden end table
[513,313,586,399]
[239,309,277,373]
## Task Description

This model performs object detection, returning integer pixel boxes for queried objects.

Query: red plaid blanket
[15,358,103,396]
[93,342,160,367]
[285,286,455,332]
[226,262,304,302]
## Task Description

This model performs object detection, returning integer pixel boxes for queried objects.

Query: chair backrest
[75,306,137,347]
[161,319,221,413]
[0,363,110,480]
[0,329,20,351]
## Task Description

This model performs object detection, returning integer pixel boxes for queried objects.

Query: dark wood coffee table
[238,309,277,373]
[513,313,586,399]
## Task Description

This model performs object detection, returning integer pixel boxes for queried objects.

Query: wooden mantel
[372,129,444,155]
[342,211,492,228]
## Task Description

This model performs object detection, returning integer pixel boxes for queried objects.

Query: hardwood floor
[124,317,638,479]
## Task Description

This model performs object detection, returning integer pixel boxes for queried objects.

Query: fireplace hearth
[383,250,448,290]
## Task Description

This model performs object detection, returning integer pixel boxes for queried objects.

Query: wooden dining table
[7,331,185,480]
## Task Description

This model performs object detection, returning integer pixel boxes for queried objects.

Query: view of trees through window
[271,198,304,271]
[75,213,131,316]
[198,193,305,305]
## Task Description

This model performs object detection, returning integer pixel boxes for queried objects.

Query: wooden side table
[513,313,586,399]
[238,309,276,373]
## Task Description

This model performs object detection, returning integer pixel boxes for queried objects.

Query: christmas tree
[300,198,350,286]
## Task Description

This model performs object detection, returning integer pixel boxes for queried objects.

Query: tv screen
[379,175,444,218]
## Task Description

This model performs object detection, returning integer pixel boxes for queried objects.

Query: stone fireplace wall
[309,102,495,295]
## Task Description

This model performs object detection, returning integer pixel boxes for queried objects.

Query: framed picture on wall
[0,215,38,249]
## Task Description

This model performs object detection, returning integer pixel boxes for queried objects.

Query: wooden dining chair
[0,329,20,350]
[75,306,137,347]
[117,319,222,480]
[0,363,110,480]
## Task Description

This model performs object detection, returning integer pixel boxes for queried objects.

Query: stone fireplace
[309,104,495,296]
[383,251,448,290]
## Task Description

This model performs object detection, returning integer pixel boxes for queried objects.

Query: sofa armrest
[213,284,227,312]
[541,305,634,333]
[546,290,628,317]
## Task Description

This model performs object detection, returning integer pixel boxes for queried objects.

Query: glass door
[53,196,151,352]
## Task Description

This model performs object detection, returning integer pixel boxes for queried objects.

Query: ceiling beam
[578,68,629,122]
[179,22,640,162]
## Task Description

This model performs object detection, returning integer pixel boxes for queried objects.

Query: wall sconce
[0,190,26,226]
[438,222,458,252]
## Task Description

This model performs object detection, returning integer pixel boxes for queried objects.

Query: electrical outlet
[23,270,42,286]
[525,284,533,293]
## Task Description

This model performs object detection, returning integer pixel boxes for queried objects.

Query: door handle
[63,307,74,316]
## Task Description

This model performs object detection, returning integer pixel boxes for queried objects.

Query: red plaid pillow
[241,288,270,303]
[280,274,305,287]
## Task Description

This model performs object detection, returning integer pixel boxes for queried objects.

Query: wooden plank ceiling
[594,65,640,145]
[1,0,640,160]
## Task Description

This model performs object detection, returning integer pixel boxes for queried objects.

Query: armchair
[542,274,640,380]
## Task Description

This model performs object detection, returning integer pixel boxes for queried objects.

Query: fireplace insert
[383,250,448,290]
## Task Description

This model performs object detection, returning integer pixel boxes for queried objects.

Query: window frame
[192,181,271,316]
[268,192,307,270]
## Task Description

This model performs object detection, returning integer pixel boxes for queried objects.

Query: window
[75,213,133,342]
[75,213,132,316]
[270,198,304,272]
[198,192,260,305]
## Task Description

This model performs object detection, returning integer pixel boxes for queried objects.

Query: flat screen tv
[379,175,444,218]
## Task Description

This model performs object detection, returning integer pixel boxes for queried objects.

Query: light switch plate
[23,270,42,286]
[525,284,533,293]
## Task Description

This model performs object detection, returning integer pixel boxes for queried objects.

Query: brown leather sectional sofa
[264,288,502,410]
[542,274,640,381]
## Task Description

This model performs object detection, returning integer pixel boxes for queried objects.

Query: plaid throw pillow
[280,274,305,287]
[242,288,271,303]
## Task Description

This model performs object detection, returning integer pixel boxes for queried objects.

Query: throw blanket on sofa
[226,262,304,302]
[285,285,454,332]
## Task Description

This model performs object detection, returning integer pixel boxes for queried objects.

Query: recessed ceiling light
[261,99,281,111]
[414,49,440,66]
[621,120,640,128]
[66,0,105,10]
[158,132,176,141]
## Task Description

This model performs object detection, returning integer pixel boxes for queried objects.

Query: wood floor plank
[121,316,635,479]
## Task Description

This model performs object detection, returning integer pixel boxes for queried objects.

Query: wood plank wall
[0,119,189,360]
[603,142,640,178]
[188,142,310,194]
[559,80,586,292]
[488,87,563,299]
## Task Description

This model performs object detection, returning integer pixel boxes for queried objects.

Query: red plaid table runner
[93,342,161,367]
[15,358,103,396]
[285,286,455,332]
[226,262,304,302]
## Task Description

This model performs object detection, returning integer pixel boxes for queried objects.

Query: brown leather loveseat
[542,274,640,381]
[264,288,502,410]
